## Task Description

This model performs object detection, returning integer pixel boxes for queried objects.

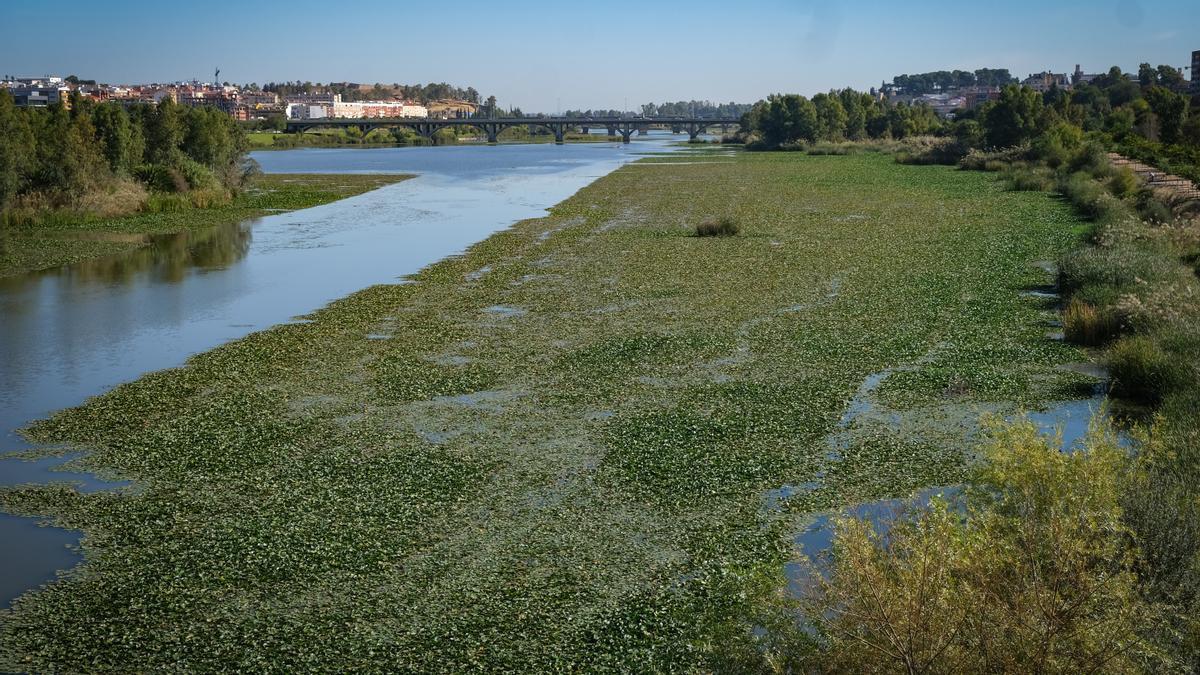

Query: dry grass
[1063,298,1118,346]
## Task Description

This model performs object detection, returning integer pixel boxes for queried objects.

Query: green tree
[980,85,1044,147]
[144,99,185,166]
[1144,85,1188,145]
[759,94,818,146]
[812,92,848,141]
[1138,62,1158,88]
[838,89,868,140]
[92,103,134,174]
[0,91,37,211]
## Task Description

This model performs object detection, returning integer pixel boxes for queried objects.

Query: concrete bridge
[283,116,740,144]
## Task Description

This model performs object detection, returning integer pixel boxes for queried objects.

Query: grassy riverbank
[0,174,412,278]
[0,151,1093,670]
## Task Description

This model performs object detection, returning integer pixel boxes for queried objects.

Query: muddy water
[0,136,686,606]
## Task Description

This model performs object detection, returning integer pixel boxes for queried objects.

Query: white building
[286,103,331,119]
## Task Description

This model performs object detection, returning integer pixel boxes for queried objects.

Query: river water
[0,135,686,607]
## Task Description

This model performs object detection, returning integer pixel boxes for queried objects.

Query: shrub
[1059,244,1183,296]
[893,136,967,165]
[1136,190,1175,224]
[142,192,191,213]
[1106,168,1139,199]
[694,216,739,237]
[1066,142,1111,177]
[1063,297,1120,345]
[1057,172,1134,223]
[801,420,1157,673]
[958,145,1031,171]
[1107,335,1183,402]
[1002,167,1054,192]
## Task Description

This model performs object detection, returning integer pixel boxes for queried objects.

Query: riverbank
[0,174,412,278]
[0,151,1094,670]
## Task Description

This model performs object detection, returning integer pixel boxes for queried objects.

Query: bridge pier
[549,123,567,145]
[606,124,617,138]
[686,122,708,142]
[415,123,438,142]
[477,123,501,144]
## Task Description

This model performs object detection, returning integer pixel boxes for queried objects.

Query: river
[0,135,687,607]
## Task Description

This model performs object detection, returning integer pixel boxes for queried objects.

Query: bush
[1002,166,1054,192]
[142,192,191,213]
[1135,190,1175,224]
[1057,172,1133,223]
[893,136,968,165]
[1066,142,1111,177]
[1106,168,1139,199]
[958,145,1030,171]
[800,419,1158,673]
[1059,244,1183,297]
[694,216,739,237]
[134,164,187,193]
[1107,335,1184,402]
[1063,297,1120,345]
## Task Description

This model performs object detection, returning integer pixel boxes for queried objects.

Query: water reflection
[0,221,252,293]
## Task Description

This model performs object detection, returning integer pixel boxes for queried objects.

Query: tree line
[739,63,1200,176]
[739,90,941,148]
[257,81,482,104]
[0,91,249,217]
[639,101,752,118]
[888,67,1017,95]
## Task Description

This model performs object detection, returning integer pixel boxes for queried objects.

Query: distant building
[1192,50,1200,92]
[1071,64,1101,87]
[239,91,280,109]
[4,84,69,107]
[286,103,331,120]
[963,85,1002,109]
[914,93,966,117]
[332,98,427,119]
[1022,71,1070,93]
[2,75,70,106]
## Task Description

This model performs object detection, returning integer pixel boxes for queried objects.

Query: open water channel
[0,135,686,606]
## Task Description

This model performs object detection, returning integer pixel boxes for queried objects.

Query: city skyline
[2,0,1197,112]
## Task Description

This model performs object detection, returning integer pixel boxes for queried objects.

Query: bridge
[283,116,741,144]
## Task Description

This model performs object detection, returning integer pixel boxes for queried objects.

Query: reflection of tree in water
[7,222,253,289]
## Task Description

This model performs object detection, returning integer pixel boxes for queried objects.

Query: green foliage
[741,88,934,149]
[1001,165,1055,191]
[805,420,1159,673]
[1108,335,1188,403]
[980,85,1046,148]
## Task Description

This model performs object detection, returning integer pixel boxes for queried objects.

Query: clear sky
[2,0,1196,112]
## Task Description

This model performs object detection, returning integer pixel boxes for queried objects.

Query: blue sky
[2,0,1196,112]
